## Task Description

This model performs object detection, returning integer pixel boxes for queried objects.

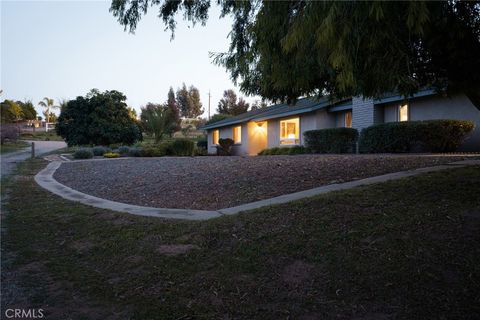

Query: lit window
[233,126,242,144]
[280,118,300,145]
[344,111,352,128]
[212,129,219,145]
[399,104,408,122]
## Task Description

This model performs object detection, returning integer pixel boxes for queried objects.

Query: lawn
[20,131,64,141]
[54,154,479,210]
[2,159,479,319]
[0,141,30,154]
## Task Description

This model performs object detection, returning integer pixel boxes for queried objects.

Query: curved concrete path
[34,158,480,221]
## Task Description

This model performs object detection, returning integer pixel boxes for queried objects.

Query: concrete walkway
[34,159,480,221]
[1,141,67,178]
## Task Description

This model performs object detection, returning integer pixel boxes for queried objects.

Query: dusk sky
[1,0,260,117]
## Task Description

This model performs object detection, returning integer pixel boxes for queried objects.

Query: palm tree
[38,97,58,132]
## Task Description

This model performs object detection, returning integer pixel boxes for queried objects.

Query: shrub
[104,152,120,158]
[118,146,130,155]
[217,138,235,156]
[304,128,358,153]
[73,148,93,159]
[140,145,168,157]
[56,89,142,146]
[92,146,110,156]
[288,145,307,155]
[169,139,195,156]
[359,120,475,153]
[128,147,142,157]
[0,124,20,144]
[196,139,208,149]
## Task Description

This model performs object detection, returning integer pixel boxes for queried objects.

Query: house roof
[201,96,350,130]
[201,89,438,130]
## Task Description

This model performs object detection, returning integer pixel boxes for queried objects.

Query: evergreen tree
[217,89,249,115]
[188,85,203,118]
[166,87,181,135]
[176,83,204,118]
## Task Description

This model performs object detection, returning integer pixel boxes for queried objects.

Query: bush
[217,138,234,156]
[288,145,307,155]
[140,145,168,157]
[92,146,110,156]
[304,128,358,153]
[73,148,93,159]
[259,147,299,155]
[104,152,120,158]
[169,139,195,156]
[0,124,20,144]
[118,146,130,155]
[359,120,475,153]
[196,139,208,149]
[56,89,142,146]
[128,147,142,157]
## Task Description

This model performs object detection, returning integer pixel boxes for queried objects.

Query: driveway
[1,140,66,178]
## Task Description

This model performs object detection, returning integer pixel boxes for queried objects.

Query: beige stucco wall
[207,122,264,155]
[381,94,480,151]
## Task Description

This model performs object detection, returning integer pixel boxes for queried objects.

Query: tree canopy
[140,103,171,142]
[0,100,23,123]
[110,1,480,106]
[217,89,250,116]
[176,83,203,118]
[56,89,142,146]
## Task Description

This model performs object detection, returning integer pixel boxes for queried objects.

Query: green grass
[20,131,64,141]
[1,159,479,319]
[0,141,30,154]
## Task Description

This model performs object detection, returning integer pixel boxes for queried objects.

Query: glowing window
[232,126,242,144]
[280,118,300,145]
[212,129,219,145]
[399,104,408,122]
[344,111,352,128]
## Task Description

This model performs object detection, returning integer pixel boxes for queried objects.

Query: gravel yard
[54,154,477,210]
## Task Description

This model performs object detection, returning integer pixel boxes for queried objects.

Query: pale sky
[1,0,260,117]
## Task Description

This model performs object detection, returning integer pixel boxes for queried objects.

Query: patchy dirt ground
[53,154,478,210]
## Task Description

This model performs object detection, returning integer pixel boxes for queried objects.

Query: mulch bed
[53,154,478,210]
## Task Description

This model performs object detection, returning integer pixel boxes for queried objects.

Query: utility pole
[208,90,212,120]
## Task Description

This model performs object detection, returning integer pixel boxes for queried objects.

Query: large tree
[0,100,23,123]
[217,89,250,115]
[176,83,204,118]
[56,89,142,146]
[166,87,181,135]
[17,100,37,120]
[140,103,171,142]
[110,1,480,106]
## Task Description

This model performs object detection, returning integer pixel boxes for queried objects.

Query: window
[212,129,219,145]
[280,118,300,145]
[399,103,408,122]
[232,126,242,144]
[344,111,352,128]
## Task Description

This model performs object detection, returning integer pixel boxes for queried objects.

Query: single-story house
[202,90,480,155]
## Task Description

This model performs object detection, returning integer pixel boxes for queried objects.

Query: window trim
[232,125,242,145]
[279,117,300,145]
[212,129,219,145]
[344,111,352,128]
[398,103,409,122]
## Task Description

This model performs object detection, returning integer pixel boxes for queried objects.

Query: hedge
[304,128,358,153]
[359,120,475,153]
